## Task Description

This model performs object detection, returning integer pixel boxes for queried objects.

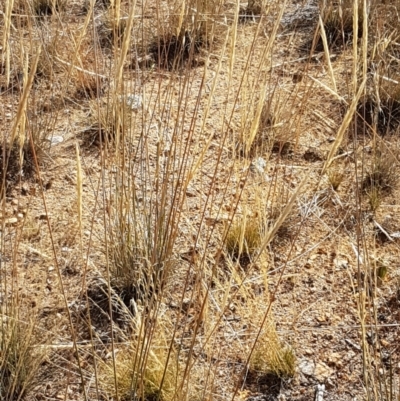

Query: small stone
[11,199,18,206]
[49,135,63,145]
[250,157,267,174]
[5,217,18,226]
[17,213,24,220]
[299,359,315,376]
[328,352,342,367]
[314,362,333,380]
[119,94,142,110]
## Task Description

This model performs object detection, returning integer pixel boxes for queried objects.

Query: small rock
[299,359,315,376]
[48,135,63,145]
[314,362,333,380]
[250,157,267,173]
[120,94,142,110]
[21,183,30,195]
[327,352,342,368]
[4,217,18,226]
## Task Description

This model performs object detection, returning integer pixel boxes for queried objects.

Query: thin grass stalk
[10,48,40,144]
[228,0,240,84]
[322,78,366,174]
[115,0,137,90]
[258,175,306,257]
[2,0,14,87]
[362,0,368,80]
[352,0,358,95]
[76,144,83,246]
[319,15,337,93]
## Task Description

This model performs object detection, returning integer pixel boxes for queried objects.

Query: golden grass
[0,310,49,400]
[225,216,262,261]
[2,0,400,400]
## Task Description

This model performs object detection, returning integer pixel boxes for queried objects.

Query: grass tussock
[99,320,176,401]
[358,81,400,137]
[97,12,128,49]
[225,216,262,263]
[31,0,67,16]
[362,146,397,194]
[149,30,206,70]
[250,327,296,378]
[327,168,345,191]
[319,0,363,49]
[83,98,134,145]
[0,131,47,197]
[0,311,49,400]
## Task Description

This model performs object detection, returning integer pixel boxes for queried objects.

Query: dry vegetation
[1,0,400,400]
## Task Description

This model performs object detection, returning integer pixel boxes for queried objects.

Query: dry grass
[319,0,362,49]
[249,325,296,379]
[225,216,262,262]
[362,146,397,194]
[0,308,49,400]
[2,0,400,400]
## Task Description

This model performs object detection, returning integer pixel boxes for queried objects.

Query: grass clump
[99,322,176,401]
[362,147,397,194]
[367,187,382,212]
[83,98,133,145]
[0,311,49,400]
[358,83,400,137]
[319,0,363,49]
[327,168,345,191]
[250,330,296,379]
[31,0,67,16]
[97,12,128,49]
[225,216,262,263]
[0,131,48,197]
[149,30,206,70]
